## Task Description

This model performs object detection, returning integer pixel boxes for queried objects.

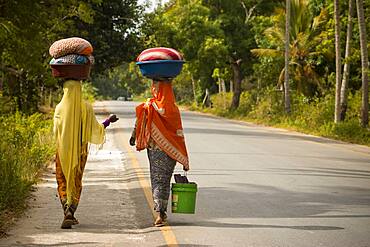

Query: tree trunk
[0,72,3,92]
[230,59,242,110]
[230,80,234,93]
[284,0,291,113]
[218,78,222,93]
[221,79,226,93]
[356,0,369,127]
[334,0,342,123]
[340,0,355,121]
[221,78,226,109]
[202,88,211,107]
[191,75,197,106]
[49,88,53,107]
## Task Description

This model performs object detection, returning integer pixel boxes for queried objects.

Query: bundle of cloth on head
[49,37,94,80]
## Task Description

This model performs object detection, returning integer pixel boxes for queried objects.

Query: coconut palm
[356,0,369,127]
[340,0,355,121]
[334,0,341,124]
[284,0,291,113]
[251,0,328,96]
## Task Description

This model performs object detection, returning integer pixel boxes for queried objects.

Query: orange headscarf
[135,81,189,168]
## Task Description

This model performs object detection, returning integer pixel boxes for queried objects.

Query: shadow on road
[187,166,370,179]
[170,221,344,231]
[158,245,212,247]
[185,127,342,145]
[192,184,370,219]
[11,242,98,247]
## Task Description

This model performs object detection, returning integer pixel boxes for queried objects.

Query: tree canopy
[1,0,369,129]
[0,0,144,112]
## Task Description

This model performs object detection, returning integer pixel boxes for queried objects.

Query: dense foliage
[0,0,144,112]
[0,113,54,230]
[139,0,369,136]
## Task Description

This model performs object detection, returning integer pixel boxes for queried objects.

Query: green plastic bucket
[171,183,197,214]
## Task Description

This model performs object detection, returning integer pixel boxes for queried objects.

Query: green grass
[186,90,370,147]
[0,112,54,232]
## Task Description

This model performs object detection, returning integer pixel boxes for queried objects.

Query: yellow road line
[118,131,179,247]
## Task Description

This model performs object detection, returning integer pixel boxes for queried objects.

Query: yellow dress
[53,80,105,206]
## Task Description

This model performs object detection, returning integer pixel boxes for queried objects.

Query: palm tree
[251,0,328,97]
[334,0,341,124]
[284,0,291,113]
[356,0,369,127]
[340,0,355,121]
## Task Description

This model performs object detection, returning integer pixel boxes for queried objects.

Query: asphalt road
[107,100,370,247]
[2,100,370,247]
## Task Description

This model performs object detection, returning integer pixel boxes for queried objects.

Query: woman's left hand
[108,114,119,123]
[183,164,190,171]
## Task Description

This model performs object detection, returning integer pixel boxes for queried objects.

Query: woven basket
[51,64,91,80]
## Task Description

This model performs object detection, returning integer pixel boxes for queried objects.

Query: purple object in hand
[102,119,110,128]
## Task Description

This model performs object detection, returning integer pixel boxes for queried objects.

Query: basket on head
[50,64,91,80]
[49,37,93,80]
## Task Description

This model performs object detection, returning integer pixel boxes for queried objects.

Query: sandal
[154,212,167,227]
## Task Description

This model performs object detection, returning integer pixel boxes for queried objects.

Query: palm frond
[251,48,283,58]
[278,67,285,85]
[312,8,328,31]
[264,27,285,43]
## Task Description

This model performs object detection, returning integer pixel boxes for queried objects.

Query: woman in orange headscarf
[130,80,189,226]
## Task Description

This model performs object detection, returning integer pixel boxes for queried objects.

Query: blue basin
[136,60,185,79]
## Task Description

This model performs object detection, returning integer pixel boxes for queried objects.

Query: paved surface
[0,102,165,246]
[1,100,370,247]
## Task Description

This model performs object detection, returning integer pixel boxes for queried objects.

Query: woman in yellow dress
[54,79,118,229]
[50,37,118,229]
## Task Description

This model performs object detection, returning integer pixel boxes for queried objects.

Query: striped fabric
[137,47,183,62]
[147,148,176,212]
[50,54,94,65]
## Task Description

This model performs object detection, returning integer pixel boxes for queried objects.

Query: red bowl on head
[50,64,91,80]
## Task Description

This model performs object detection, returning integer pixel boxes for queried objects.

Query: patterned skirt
[147,148,176,212]
[55,144,88,208]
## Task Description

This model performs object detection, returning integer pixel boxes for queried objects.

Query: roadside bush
[210,92,232,109]
[0,113,54,214]
[327,120,370,145]
[193,89,369,146]
[246,86,284,124]
[236,91,258,116]
[286,93,335,131]
[0,95,17,114]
